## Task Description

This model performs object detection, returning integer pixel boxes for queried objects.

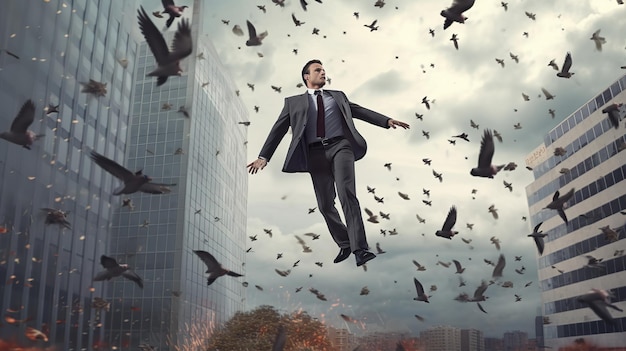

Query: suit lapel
[327,90,348,118]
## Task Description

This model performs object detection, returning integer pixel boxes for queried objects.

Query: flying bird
[495,58,505,68]
[545,188,575,224]
[441,0,476,30]
[453,259,465,274]
[548,59,559,71]
[422,96,431,110]
[488,205,498,219]
[93,255,143,288]
[590,29,606,51]
[398,192,410,200]
[601,103,623,129]
[0,100,43,150]
[138,6,192,86]
[436,206,458,239]
[245,20,268,46]
[450,34,459,50]
[492,254,506,278]
[364,20,379,32]
[80,79,107,97]
[557,52,574,78]
[577,289,623,326]
[41,208,71,229]
[470,129,504,178]
[541,87,555,100]
[89,151,176,195]
[193,250,243,286]
[232,24,244,36]
[161,0,188,28]
[364,208,379,223]
[291,13,305,26]
[413,278,430,302]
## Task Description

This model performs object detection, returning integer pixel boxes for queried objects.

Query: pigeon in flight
[41,208,71,229]
[450,34,459,50]
[0,100,43,150]
[470,129,504,178]
[246,20,268,46]
[601,103,623,129]
[138,6,192,86]
[413,278,430,302]
[528,222,546,255]
[93,255,143,288]
[556,52,574,78]
[364,20,379,32]
[590,29,606,51]
[193,250,243,286]
[441,0,475,29]
[492,254,506,278]
[89,151,176,195]
[577,289,623,326]
[436,206,458,239]
[161,0,188,28]
[545,188,575,224]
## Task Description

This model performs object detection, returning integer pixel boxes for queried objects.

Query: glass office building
[0,1,138,350]
[525,75,626,348]
[103,1,248,349]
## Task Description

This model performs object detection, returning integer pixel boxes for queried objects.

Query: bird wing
[552,190,560,202]
[492,254,506,278]
[138,7,171,65]
[371,20,378,26]
[533,236,545,255]
[161,0,175,7]
[139,182,176,194]
[295,235,306,246]
[193,250,221,273]
[557,208,568,224]
[291,13,298,24]
[93,270,113,281]
[122,270,144,288]
[578,292,615,325]
[442,206,457,231]
[533,222,543,233]
[226,271,243,277]
[246,20,258,40]
[272,325,287,351]
[560,188,575,202]
[100,255,119,269]
[477,129,495,168]
[453,259,463,272]
[90,151,135,182]
[447,0,475,14]
[561,52,572,73]
[477,302,488,314]
[10,100,36,134]
[300,0,308,11]
[413,277,425,296]
[168,19,193,63]
[364,208,374,216]
[473,281,488,299]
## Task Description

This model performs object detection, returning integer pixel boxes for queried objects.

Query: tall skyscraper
[420,325,461,351]
[525,74,626,349]
[0,1,139,350]
[461,328,485,351]
[102,1,248,350]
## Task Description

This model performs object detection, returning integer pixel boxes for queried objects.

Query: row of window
[543,75,626,148]
[544,286,626,315]
[544,316,625,339]
[531,166,626,227]
[527,133,626,206]
[539,224,626,269]
[540,255,626,292]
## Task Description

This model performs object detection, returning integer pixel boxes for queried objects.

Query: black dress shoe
[354,250,376,267]
[334,247,351,263]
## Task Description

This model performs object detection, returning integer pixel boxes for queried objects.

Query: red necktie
[315,90,325,138]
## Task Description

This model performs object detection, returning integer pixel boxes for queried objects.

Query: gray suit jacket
[259,89,391,173]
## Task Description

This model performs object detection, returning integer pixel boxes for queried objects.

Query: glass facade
[0,1,138,349]
[525,75,626,348]
[103,1,248,349]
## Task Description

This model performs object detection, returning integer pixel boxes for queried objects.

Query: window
[595,94,605,109]
[588,100,598,114]
[602,88,612,106]
[582,105,590,118]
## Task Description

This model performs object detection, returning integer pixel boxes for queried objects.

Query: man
[247,59,409,267]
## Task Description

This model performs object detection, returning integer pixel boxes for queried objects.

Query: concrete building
[420,325,461,351]
[327,327,354,351]
[503,330,528,351]
[102,1,248,349]
[525,75,626,349]
[484,337,503,351]
[0,1,138,349]
[461,328,485,351]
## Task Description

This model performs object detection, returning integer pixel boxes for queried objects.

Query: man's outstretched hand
[247,158,268,174]
[388,119,410,129]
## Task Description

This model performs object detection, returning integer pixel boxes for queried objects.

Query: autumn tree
[206,305,333,351]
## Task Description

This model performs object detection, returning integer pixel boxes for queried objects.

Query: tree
[206,305,333,351]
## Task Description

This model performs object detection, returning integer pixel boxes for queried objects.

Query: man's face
[305,63,326,88]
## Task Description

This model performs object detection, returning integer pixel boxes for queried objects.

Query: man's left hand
[388,119,410,129]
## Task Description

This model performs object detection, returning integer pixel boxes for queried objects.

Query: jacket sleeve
[258,99,291,162]
[347,96,391,128]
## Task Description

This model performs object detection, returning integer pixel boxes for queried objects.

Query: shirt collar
[307,88,323,95]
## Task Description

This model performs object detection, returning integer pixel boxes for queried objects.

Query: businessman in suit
[247,59,409,267]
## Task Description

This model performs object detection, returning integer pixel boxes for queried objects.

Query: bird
[599,226,619,242]
[470,119,479,129]
[422,200,432,206]
[375,242,386,254]
[440,0,476,30]
[379,211,390,220]
[367,185,376,194]
[429,28,435,37]
[492,254,506,278]
[161,0,188,28]
[413,278,430,302]
[122,198,134,210]
[93,255,143,288]
[509,52,519,63]
[412,260,426,271]
[416,214,426,224]
[245,20,268,46]
[503,180,513,192]
[422,96,431,110]
[193,250,243,286]
[374,195,384,203]
[453,133,470,142]
[374,0,385,7]
[291,13,304,26]
[525,11,536,20]
[232,24,244,36]
[488,205,498,219]
[272,0,286,7]
[477,302,488,314]
[541,87,555,100]
[495,58,505,68]
[601,103,623,129]
[450,34,459,50]
[557,52,574,78]
[41,208,71,229]
[398,192,410,200]
[436,206,458,239]
[423,158,432,165]
[549,109,556,119]
[548,59,559,71]
[257,5,266,13]
[577,289,623,326]
[433,169,443,182]
[545,188,575,224]
[0,100,43,150]
[590,29,606,51]
[472,281,489,302]
[89,151,176,195]
[522,93,529,101]
[384,162,392,170]
[364,20,379,32]
[80,79,107,97]
[453,259,465,274]
[471,129,504,178]
[364,208,379,223]
[271,85,282,93]
[178,106,189,117]
[45,103,59,115]
[490,236,501,250]
[138,6,192,86]
[422,130,430,139]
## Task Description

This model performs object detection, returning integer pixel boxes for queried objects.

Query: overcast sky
[149,0,626,338]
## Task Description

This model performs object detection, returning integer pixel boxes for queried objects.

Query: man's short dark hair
[301,59,322,85]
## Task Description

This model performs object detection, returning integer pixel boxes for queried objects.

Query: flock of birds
[1,0,625,349]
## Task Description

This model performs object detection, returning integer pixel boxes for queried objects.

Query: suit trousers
[308,138,368,252]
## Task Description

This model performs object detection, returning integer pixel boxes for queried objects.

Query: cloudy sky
[156,0,625,339]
